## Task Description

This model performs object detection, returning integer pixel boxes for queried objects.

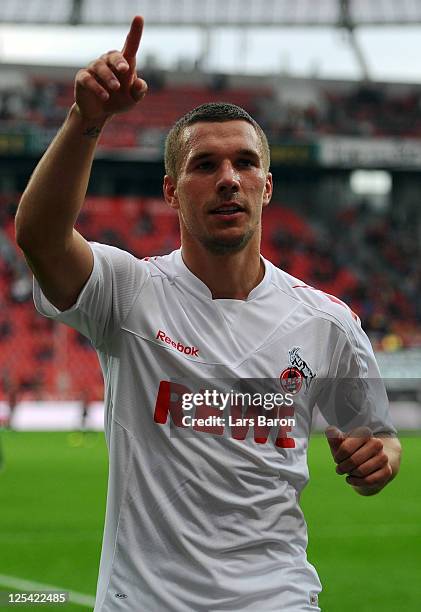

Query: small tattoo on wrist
[83,126,102,138]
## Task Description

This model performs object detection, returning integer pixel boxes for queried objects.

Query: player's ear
[163,175,180,210]
[262,172,273,208]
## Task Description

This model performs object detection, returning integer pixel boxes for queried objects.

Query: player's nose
[216,160,240,194]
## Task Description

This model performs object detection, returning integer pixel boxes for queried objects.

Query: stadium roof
[2,0,421,81]
[2,0,421,27]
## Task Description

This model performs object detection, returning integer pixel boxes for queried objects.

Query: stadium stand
[4,75,421,146]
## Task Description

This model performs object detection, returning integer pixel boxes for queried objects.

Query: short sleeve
[33,242,149,348]
[315,315,397,436]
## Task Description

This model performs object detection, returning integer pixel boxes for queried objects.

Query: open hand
[74,15,148,121]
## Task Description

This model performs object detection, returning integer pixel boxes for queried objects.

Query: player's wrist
[69,103,112,134]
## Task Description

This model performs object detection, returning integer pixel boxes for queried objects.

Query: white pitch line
[0,574,95,608]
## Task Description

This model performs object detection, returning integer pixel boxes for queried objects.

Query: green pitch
[0,431,419,611]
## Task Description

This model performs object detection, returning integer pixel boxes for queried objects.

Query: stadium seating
[5,76,421,147]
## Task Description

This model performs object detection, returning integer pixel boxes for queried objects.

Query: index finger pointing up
[122,15,144,61]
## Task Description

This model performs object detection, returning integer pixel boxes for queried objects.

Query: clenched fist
[326,426,397,495]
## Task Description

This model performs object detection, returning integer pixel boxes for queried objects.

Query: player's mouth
[209,203,246,217]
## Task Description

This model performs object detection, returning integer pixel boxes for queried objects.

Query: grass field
[0,431,419,611]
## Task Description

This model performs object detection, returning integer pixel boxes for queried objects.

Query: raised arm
[15,16,148,311]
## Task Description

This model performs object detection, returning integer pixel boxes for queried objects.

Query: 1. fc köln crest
[280,347,315,394]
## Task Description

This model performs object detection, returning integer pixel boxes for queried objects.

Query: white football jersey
[34,244,395,612]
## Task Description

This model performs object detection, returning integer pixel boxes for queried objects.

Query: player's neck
[181,237,264,300]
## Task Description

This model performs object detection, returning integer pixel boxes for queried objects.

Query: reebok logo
[156,330,199,357]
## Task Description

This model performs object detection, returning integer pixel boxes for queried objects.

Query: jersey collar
[173,249,272,301]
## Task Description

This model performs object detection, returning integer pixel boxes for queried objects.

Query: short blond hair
[164,102,270,180]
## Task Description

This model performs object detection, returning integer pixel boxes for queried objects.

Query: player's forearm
[352,435,402,497]
[15,104,108,254]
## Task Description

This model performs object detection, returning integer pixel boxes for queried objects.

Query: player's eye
[237,158,254,167]
[196,161,214,170]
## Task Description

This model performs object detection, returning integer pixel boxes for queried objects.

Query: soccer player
[15,16,401,612]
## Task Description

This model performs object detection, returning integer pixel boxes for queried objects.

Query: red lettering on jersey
[229,402,278,444]
[274,406,296,448]
[253,407,279,445]
[229,400,253,440]
[154,381,296,448]
[193,402,225,435]
[153,380,188,427]
[156,330,200,357]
